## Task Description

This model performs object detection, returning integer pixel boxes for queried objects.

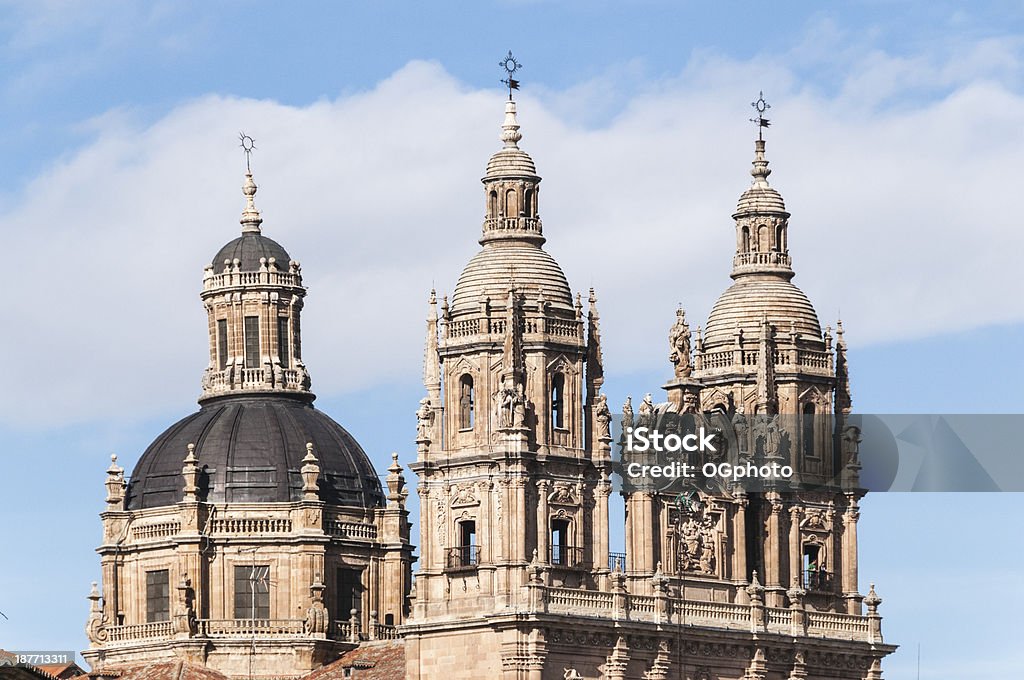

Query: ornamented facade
[83,171,413,678]
[83,87,894,680]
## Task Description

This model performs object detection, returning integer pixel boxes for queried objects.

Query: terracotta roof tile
[304,640,405,680]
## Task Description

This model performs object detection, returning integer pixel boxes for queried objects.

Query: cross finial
[239,132,256,173]
[750,91,771,141]
[499,50,522,100]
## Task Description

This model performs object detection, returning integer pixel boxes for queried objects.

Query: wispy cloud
[4,38,1024,428]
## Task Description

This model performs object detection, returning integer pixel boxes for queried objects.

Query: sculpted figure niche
[669,307,692,378]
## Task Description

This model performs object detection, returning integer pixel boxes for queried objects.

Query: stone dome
[704,276,823,349]
[485,147,538,178]
[735,184,787,216]
[211,232,291,273]
[125,394,384,510]
[451,241,573,312]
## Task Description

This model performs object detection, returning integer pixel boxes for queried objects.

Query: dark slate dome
[212,232,291,272]
[125,395,384,510]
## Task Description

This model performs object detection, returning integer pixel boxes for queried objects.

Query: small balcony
[803,568,835,592]
[446,545,479,571]
[549,545,584,569]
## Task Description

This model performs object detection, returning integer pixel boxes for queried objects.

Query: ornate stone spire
[239,134,263,233]
[501,99,523,148]
[199,137,311,402]
[731,94,793,280]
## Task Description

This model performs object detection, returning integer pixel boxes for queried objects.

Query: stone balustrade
[208,517,292,534]
[200,619,306,637]
[444,314,583,341]
[539,585,876,642]
[105,621,174,642]
[732,251,792,271]
[482,216,543,235]
[203,269,302,291]
[130,521,181,541]
[698,347,833,375]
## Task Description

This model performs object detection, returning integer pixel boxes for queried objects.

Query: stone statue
[637,393,655,429]
[512,384,527,429]
[563,669,584,680]
[754,414,782,458]
[621,396,634,432]
[595,392,612,439]
[732,405,748,456]
[668,307,692,378]
[682,390,699,414]
[841,424,861,465]
[415,397,434,440]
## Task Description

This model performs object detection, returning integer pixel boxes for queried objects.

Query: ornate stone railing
[732,251,792,270]
[372,624,400,640]
[807,611,869,635]
[538,584,876,641]
[131,521,180,541]
[698,347,833,375]
[200,619,306,637]
[209,517,292,534]
[325,520,378,540]
[676,600,751,626]
[106,621,174,642]
[546,587,615,611]
[482,216,543,235]
[443,315,583,342]
[203,270,303,291]
[202,366,307,393]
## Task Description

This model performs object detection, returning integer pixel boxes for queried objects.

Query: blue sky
[1,2,1023,678]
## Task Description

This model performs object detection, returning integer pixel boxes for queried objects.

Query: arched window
[488,190,498,218]
[551,373,565,429]
[741,226,750,253]
[505,188,518,217]
[802,402,816,458]
[459,375,474,429]
[524,188,533,216]
[757,224,770,252]
[550,518,572,565]
[775,224,785,252]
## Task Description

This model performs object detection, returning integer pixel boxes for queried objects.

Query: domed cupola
[702,97,823,354]
[86,140,414,679]
[125,146,385,511]
[199,164,311,401]
[450,95,574,318]
[693,95,839,420]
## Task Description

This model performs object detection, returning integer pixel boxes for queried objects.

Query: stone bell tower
[623,95,864,615]
[405,81,613,675]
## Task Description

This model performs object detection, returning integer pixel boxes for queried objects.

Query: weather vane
[499,50,522,100]
[239,132,256,173]
[750,91,771,140]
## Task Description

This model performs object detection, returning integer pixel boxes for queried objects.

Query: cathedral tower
[405,79,612,676]
[84,152,413,678]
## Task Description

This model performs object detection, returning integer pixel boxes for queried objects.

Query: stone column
[842,497,862,613]
[788,505,803,591]
[536,480,549,564]
[765,493,784,606]
[734,495,748,588]
[595,469,611,585]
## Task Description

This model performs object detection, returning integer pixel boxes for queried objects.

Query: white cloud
[4,47,1024,428]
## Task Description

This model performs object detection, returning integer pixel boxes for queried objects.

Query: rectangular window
[336,568,362,621]
[277,317,290,368]
[551,519,570,565]
[145,569,170,623]
[459,521,477,566]
[243,316,260,369]
[234,564,270,619]
[217,319,229,370]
